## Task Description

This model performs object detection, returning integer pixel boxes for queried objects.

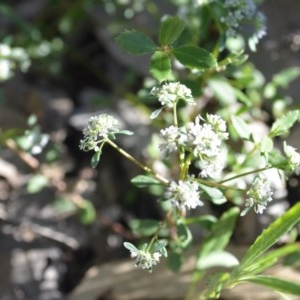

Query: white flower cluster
[79,114,120,151]
[160,114,228,178]
[165,179,203,210]
[220,0,266,39]
[0,44,31,82]
[130,249,162,271]
[283,142,300,174]
[124,241,167,272]
[150,82,195,108]
[245,174,273,214]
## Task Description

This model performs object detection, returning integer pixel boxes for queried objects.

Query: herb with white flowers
[80,2,300,299]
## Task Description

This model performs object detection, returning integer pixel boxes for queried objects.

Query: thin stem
[173,103,178,127]
[180,153,193,180]
[146,221,165,252]
[219,166,273,184]
[105,138,169,185]
[173,102,186,175]
[4,138,39,171]
[195,177,244,191]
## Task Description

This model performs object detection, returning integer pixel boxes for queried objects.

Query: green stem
[106,138,169,185]
[173,101,186,174]
[146,222,164,252]
[219,166,273,184]
[173,103,178,127]
[195,178,244,191]
[180,153,193,180]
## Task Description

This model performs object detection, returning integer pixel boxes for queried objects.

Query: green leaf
[172,45,217,70]
[204,272,230,299]
[269,110,299,137]
[150,108,163,119]
[196,208,239,269]
[242,243,299,275]
[27,114,37,126]
[199,184,227,205]
[124,242,138,253]
[234,88,252,106]
[91,149,102,168]
[184,215,217,230]
[129,219,160,236]
[273,67,300,88]
[78,200,96,225]
[260,136,273,154]
[53,196,77,214]
[27,174,48,194]
[240,202,300,269]
[231,115,251,140]
[208,77,236,105]
[263,82,276,99]
[159,16,185,45]
[117,130,134,135]
[152,240,167,253]
[150,51,172,81]
[168,251,182,272]
[177,220,192,249]
[130,175,161,188]
[238,275,300,296]
[267,149,288,169]
[115,30,157,55]
[197,251,239,269]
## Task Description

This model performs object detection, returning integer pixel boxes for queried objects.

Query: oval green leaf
[130,175,161,188]
[177,220,192,249]
[269,110,299,138]
[78,200,96,225]
[124,242,138,252]
[91,150,102,168]
[168,251,182,272]
[199,184,227,205]
[159,16,185,45]
[231,115,251,140]
[129,218,160,236]
[115,30,157,55]
[27,174,49,194]
[150,51,172,81]
[197,251,239,270]
[172,45,217,70]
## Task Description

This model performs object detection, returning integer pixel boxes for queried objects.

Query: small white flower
[221,0,266,41]
[254,12,267,39]
[197,154,225,179]
[79,114,120,151]
[186,117,221,159]
[283,142,300,174]
[0,59,12,81]
[165,179,203,210]
[150,82,195,108]
[159,125,180,153]
[245,174,273,214]
[130,249,161,271]
[206,114,229,140]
